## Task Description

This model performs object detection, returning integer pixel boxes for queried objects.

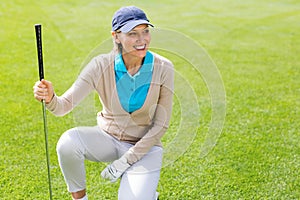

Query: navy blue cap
[112,6,153,33]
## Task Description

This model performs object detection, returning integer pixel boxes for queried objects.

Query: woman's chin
[134,49,147,58]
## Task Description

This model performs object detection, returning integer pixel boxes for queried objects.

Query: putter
[35,24,53,200]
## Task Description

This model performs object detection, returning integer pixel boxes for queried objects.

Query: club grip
[35,24,44,81]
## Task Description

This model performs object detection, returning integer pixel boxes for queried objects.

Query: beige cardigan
[47,51,174,164]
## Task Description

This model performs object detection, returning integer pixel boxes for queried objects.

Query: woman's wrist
[46,93,55,104]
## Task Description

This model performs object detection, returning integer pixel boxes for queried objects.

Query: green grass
[1,0,299,199]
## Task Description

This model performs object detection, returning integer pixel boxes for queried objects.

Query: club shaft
[35,24,53,200]
[42,100,52,199]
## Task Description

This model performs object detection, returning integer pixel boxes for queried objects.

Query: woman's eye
[129,32,137,36]
[144,29,150,34]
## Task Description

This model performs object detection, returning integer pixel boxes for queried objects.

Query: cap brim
[119,20,153,33]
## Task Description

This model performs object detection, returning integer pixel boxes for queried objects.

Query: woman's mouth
[134,44,146,51]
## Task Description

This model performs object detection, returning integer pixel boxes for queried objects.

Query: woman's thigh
[57,126,120,162]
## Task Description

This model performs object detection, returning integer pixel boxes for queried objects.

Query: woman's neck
[122,54,144,75]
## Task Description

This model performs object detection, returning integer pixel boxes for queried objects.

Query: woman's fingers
[33,80,54,103]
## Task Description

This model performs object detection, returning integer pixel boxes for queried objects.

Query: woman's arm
[34,58,100,116]
[45,77,94,116]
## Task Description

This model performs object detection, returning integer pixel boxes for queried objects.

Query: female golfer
[33,6,174,200]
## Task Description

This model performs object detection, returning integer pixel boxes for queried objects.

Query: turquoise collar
[115,51,154,73]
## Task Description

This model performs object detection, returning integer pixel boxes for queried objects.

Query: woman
[33,6,174,200]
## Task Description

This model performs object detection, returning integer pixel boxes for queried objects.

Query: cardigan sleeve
[123,59,174,164]
[46,58,100,116]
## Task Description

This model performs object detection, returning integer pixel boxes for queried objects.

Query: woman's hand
[33,79,54,103]
[101,156,131,183]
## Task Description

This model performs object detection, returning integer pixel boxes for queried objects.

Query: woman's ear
[112,31,121,44]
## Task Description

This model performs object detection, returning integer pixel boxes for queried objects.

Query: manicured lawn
[1,0,299,199]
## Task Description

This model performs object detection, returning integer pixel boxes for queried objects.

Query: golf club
[35,24,53,200]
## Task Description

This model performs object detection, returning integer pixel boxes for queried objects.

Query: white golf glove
[101,156,131,182]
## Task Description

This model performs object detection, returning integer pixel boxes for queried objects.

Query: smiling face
[113,24,151,59]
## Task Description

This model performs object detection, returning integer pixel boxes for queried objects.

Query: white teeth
[135,45,146,50]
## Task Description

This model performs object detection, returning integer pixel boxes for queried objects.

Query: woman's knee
[56,128,81,157]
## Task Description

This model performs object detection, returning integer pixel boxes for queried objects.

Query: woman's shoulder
[152,52,173,65]
[151,51,174,74]
[79,51,115,79]
[93,51,116,67]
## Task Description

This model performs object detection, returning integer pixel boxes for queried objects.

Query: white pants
[56,126,163,200]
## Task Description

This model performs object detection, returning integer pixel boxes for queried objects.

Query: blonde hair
[112,31,123,53]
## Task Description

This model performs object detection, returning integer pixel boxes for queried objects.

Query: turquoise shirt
[114,51,154,113]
